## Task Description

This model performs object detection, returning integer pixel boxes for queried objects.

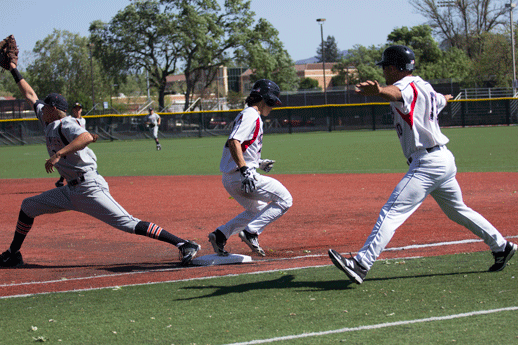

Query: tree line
[0,0,516,112]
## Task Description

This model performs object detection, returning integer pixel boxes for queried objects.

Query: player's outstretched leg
[134,221,199,266]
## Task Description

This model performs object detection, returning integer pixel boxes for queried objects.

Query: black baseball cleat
[55,180,64,188]
[208,229,229,256]
[328,249,367,284]
[0,249,24,268]
[156,144,162,151]
[178,241,200,266]
[489,241,517,272]
[239,230,265,256]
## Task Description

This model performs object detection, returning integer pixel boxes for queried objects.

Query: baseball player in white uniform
[328,45,516,284]
[208,79,293,257]
[145,108,161,150]
[0,61,200,268]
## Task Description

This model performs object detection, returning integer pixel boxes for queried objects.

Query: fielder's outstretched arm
[10,62,38,109]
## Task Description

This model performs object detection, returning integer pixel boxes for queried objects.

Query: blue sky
[4,0,427,66]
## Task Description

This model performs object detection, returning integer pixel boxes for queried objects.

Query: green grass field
[1,126,517,179]
[1,126,517,344]
[2,253,517,344]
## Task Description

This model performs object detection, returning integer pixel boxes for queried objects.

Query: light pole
[506,1,517,96]
[316,18,327,104]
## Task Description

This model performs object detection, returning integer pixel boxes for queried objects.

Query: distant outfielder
[145,107,161,150]
[328,45,516,284]
[0,41,200,268]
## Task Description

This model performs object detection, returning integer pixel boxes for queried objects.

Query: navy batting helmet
[250,79,282,107]
[376,45,415,72]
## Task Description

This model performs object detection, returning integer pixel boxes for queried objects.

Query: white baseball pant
[218,170,293,238]
[355,146,507,269]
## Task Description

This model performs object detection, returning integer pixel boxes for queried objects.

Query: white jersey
[146,113,160,126]
[35,101,97,181]
[220,106,263,173]
[70,116,86,128]
[391,76,449,159]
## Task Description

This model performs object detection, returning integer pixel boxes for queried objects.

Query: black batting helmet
[250,79,282,107]
[376,45,415,72]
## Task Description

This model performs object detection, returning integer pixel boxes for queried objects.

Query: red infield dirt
[1,173,517,297]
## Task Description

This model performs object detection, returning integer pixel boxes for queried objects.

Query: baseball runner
[0,45,200,268]
[145,107,161,150]
[208,79,293,257]
[328,45,516,284]
[55,102,97,187]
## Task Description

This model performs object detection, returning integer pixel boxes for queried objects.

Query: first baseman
[328,45,516,284]
[145,107,161,150]
[55,102,97,187]
[208,79,293,257]
[0,52,200,268]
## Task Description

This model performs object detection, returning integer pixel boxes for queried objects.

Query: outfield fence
[0,98,516,145]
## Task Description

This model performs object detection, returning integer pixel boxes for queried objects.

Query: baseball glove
[0,35,19,71]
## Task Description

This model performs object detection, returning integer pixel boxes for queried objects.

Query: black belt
[426,145,441,153]
[407,146,442,165]
[68,175,86,186]
[68,171,98,186]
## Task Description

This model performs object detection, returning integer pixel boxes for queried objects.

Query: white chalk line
[222,306,518,345]
[1,235,516,299]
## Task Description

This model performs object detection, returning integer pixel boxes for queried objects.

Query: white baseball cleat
[239,230,265,256]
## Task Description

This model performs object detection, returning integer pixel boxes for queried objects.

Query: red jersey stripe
[241,117,261,152]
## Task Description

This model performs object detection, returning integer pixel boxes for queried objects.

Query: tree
[316,35,341,62]
[468,32,514,86]
[411,0,509,58]
[333,44,386,84]
[164,0,255,111]
[89,1,180,110]
[24,29,108,110]
[298,77,320,90]
[236,18,299,92]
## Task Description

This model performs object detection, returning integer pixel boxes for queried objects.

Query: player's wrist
[239,166,249,175]
[11,68,23,84]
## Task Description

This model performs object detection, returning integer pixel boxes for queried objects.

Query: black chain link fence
[1,98,516,146]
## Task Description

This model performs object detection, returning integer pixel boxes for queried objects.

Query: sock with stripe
[134,221,186,247]
[10,210,34,253]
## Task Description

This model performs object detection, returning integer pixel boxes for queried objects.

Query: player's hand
[91,134,99,142]
[444,94,453,101]
[355,80,381,96]
[239,166,257,193]
[45,153,61,173]
[258,159,275,173]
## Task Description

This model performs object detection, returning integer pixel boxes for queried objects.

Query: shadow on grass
[175,274,354,301]
[174,267,492,301]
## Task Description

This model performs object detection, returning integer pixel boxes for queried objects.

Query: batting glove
[239,166,257,193]
[258,159,275,173]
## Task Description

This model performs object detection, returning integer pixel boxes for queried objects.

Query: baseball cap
[73,102,83,109]
[148,107,153,111]
[43,93,68,112]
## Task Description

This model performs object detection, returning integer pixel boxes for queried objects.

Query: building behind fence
[1,95,517,146]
